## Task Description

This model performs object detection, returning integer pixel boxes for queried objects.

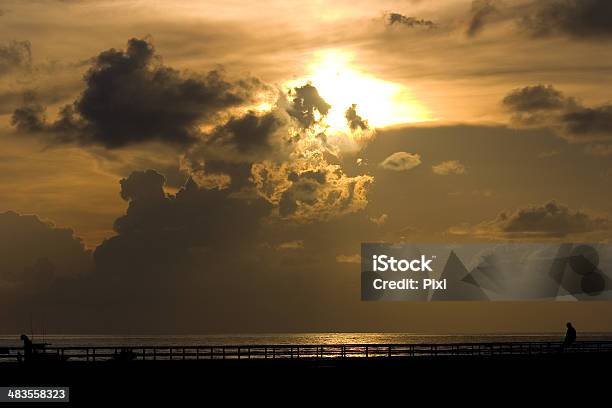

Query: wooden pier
[2,340,612,363]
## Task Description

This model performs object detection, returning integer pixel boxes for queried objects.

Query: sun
[285,49,431,132]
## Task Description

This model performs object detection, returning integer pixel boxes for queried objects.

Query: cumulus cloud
[345,104,369,131]
[185,109,291,166]
[562,105,612,141]
[520,0,612,38]
[209,111,287,155]
[503,84,612,142]
[108,169,269,241]
[448,200,610,238]
[287,83,331,129]
[387,13,436,29]
[502,85,567,113]
[0,40,31,77]
[432,160,467,175]
[379,152,421,171]
[176,80,375,216]
[251,151,373,222]
[11,38,268,148]
[0,211,92,286]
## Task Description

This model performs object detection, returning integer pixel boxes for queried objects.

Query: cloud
[370,213,388,226]
[287,83,331,129]
[462,0,612,39]
[521,0,612,38]
[345,104,369,131]
[585,144,612,157]
[432,160,466,175]
[0,211,92,286]
[387,13,436,29]
[379,152,421,171]
[336,254,360,264]
[108,169,270,241]
[11,38,268,148]
[562,105,612,141]
[173,80,375,215]
[251,153,373,222]
[209,111,287,155]
[0,40,31,77]
[186,109,291,165]
[503,84,612,142]
[466,0,497,37]
[448,200,610,238]
[275,240,304,250]
[11,92,46,132]
[502,85,567,113]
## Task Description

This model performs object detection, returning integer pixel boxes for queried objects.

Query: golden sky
[2,0,612,333]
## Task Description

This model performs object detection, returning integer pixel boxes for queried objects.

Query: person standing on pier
[562,322,577,351]
[20,334,33,362]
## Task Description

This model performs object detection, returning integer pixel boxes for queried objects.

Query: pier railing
[1,341,612,362]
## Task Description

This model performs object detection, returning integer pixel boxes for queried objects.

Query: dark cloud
[10,93,46,132]
[502,85,567,112]
[465,0,612,39]
[500,200,609,236]
[0,211,92,286]
[521,0,612,38]
[12,38,267,148]
[562,105,612,140]
[466,0,497,37]
[503,84,612,141]
[450,200,610,238]
[106,169,270,251]
[287,83,331,129]
[203,110,289,160]
[387,13,436,29]
[0,40,31,77]
[345,104,369,131]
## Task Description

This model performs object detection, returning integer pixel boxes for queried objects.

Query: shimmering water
[1,332,612,348]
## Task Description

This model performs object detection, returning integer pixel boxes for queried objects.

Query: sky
[1,0,612,334]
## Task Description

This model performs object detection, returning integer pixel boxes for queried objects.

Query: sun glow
[285,50,431,132]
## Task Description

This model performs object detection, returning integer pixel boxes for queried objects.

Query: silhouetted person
[562,322,576,352]
[20,334,33,362]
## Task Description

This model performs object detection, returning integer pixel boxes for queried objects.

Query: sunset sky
[1,0,612,334]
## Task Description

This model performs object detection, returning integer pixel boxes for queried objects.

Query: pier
[2,340,612,363]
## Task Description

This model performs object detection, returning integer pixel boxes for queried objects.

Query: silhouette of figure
[562,322,577,351]
[20,334,33,362]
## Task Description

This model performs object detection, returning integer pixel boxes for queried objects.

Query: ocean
[2,332,612,348]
